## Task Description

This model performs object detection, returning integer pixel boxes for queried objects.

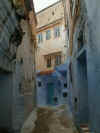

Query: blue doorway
[47,83,54,105]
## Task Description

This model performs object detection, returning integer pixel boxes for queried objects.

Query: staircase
[80,124,90,133]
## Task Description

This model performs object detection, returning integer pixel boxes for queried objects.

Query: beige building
[16,0,37,119]
[36,0,68,71]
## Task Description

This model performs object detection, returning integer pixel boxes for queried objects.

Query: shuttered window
[55,55,61,65]
[54,27,60,38]
[38,33,43,44]
[47,56,51,68]
[46,30,51,40]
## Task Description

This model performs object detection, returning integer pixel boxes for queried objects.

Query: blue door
[47,83,54,105]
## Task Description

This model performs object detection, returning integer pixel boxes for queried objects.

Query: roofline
[44,51,62,56]
[36,17,64,32]
[36,0,62,15]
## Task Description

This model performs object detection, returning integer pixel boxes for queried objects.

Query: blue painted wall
[69,5,89,123]
[0,0,24,132]
[0,72,13,130]
[85,0,100,132]
[67,0,100,132]
[36,69,68,106]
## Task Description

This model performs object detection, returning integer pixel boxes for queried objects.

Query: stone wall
[0,0,37,132]
[0,0,19,72]
[0,0,24,132]
[17,19,36,120]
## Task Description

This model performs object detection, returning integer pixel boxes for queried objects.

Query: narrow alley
[0,0,100,133]
[21,105,78,133]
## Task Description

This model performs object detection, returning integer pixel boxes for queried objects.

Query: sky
[33,0,59,12]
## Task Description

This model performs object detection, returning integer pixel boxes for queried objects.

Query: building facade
[0,0,37,133]
[36,1,69,71]
[0,0,23,132]
[66,0,100,133]
[16,0,37,123]
[36,67,68,106]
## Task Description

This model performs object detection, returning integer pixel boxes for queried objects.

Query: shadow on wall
[0,128,10,133]
[0,71,13,133]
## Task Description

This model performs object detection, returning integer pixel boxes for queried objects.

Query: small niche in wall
[63,92,68,98]
[53,97,58,103]
[20,58,23,64]
[19,83,23,95]
[74,97,78,112]
[38,81,42,87]
[74,97,78,103]
[64,83,67,88]
[52,11,55,16]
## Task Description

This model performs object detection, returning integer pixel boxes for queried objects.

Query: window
[46,30,51,40]
[55,55,61,65]
[20,58,23,64]
[38,81,42,87]
[38,33,43,43]
[47,56,51,68]
[54,27,60,38]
